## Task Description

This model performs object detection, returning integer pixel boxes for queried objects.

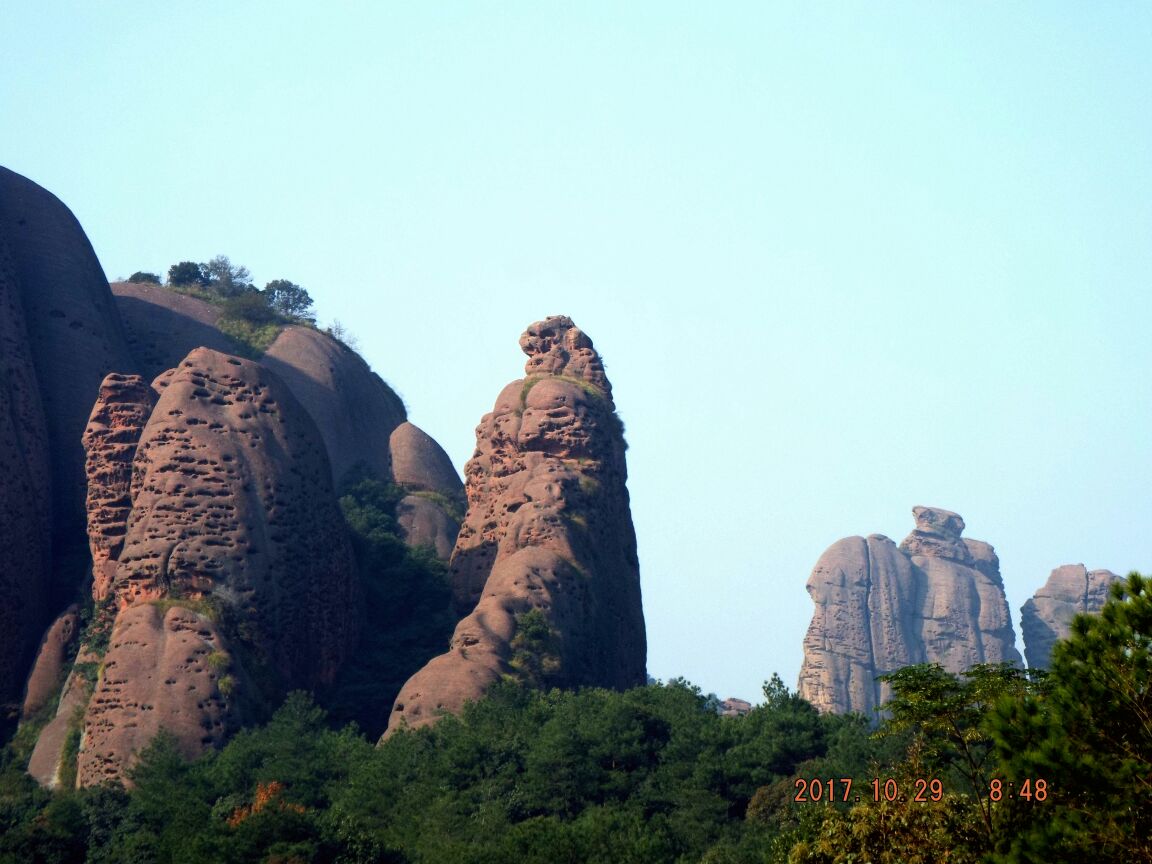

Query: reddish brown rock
[82,373,156,602]
[263,325,407,485]
[390,422,464,558]
[110,281,237,379]
[1021,564,1120,670]
[390,421,463,498]
[20,606,80,721]
[0,167,136,610]
[0,234,52,711]
[27,664,93,789]
[69,348,358,784]
[385,316,645,736]
[798,507,1022,717]
[77,604,234,787]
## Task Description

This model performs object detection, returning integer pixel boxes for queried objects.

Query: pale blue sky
[4,2,1150,702]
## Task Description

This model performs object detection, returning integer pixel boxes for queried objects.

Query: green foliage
[167,260,207,287]
[216,314,283,359]
[509,609,562,688]
[989,572,1152,863]
[264,279,315,320]
[319,470,455,738]
[127,271,160,284]
[202,254,253,297]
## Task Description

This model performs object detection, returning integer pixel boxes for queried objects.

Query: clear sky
[4,2,1150,703]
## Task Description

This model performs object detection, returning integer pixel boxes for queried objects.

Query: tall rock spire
[384,316,645,736]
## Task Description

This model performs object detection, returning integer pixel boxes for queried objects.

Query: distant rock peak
[800,507,1021,716]
[519,315,611,398]
[899,505,972,563]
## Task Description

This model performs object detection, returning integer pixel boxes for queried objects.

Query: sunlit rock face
[384,316,646,737]
[68,348,358,786]
[1021,563,1120,670]
[799,506,1022,717]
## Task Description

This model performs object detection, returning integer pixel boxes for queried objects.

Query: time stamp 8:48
[793,777,1049,804]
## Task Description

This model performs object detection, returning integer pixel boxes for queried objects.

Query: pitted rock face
[519,315,611,397]
[1021,564,1120,670]
[65,348,359,786]
[0,236,52,708]
[799,507,1022,717]
[77,604,234,788]
[385,316,645,736]
[83,373,156,602]
[114,348,358,684]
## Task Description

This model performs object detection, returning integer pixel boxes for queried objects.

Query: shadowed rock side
[390,421,465,559]
[0,237,52,712]
[262,326,407,485]
[110,281,238,379]
[0,167,136,609]
[72,348,358,786]
[385,316,645,737]
[798,506,1022,716]
[1021,564,1120,670]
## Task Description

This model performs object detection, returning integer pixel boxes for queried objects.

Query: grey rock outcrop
[1021,564,1120,669]
[798,506,1022,717]
[385,316,645,736]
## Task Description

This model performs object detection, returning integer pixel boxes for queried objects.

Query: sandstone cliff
[385,316,645,736]
[111,285,463,555]
[798,506,1022,716]
[55,349,359,786]
[0,236,52,712]
[0,168,136,612]
[1021,564,1120,670]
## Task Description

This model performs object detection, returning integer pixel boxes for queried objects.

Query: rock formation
[62,348,358,785]
[0,167,136,611]
[0,236,52,712]
[1021,564,1120,670]
[111,285,463,555]
[261,325,407,485]
[390,422,465,560]
[82,373,157,602]
[385,316,645,736]
[798,506,1022,717]
[111,281,237,380]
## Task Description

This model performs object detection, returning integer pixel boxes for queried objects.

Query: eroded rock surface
[385,316,645,736]
[68,348,358,785]
[77,604,233,787]
[20,606,80,721]
[1021,564,1120,670]
[798,506,1022,716]
[83,373,156,602]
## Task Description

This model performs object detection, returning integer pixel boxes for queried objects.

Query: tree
[989,572,1152,863]
[167,260,206,287]
[264,279,314,320]
[127,271,160,284]
[877,662,1035,842]
[202,254,252,297]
